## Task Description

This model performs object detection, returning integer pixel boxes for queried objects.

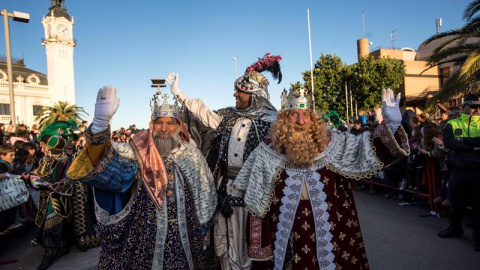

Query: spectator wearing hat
[26,120,99,269]
[438,93,480,252]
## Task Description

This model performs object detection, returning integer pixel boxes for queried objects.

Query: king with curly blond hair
[234,86,408,270]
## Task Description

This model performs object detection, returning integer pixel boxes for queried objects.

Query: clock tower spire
[42,0,76,105]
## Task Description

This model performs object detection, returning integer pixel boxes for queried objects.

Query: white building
[0,0,76,127]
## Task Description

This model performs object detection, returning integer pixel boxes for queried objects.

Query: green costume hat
[323,110,341,128]
[38,120,78,150]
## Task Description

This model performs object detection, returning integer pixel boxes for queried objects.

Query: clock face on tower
[56,24,69,38]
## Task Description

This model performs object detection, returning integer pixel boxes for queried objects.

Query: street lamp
[1,9,30,126]
[151,78,166,94]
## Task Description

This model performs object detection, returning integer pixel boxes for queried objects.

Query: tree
[424,0,480,107]
[347,56,405,112]
[301,54,348,116]
[35,101,88,130]
[294,54,404,121]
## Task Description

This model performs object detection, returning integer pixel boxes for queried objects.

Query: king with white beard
[66,86,217,270]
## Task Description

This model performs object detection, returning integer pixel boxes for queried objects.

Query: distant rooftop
[0,55,48,86]
[0,55,24,66]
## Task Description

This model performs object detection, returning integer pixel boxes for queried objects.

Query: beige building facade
[357,37,457,115]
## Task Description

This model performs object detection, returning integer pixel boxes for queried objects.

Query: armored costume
[169,54,282,269]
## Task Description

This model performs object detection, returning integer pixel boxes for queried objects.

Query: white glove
[381,88,402,134]
[166,72,186,101]
[91,85,120,134]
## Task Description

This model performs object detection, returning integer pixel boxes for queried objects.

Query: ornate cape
[67,136,217,269]
[234,130,382,218]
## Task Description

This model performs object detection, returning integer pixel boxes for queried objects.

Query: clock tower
[42,0,76,104]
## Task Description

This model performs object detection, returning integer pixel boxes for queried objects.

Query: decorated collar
[373,120,410,157]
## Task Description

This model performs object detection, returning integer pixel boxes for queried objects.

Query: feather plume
[246,53,283,83]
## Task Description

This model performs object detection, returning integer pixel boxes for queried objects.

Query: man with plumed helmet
[168,53,281,269]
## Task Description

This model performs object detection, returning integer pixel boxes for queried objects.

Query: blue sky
[0,0,471,130]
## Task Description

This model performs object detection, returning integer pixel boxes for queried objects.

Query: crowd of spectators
[111,124,141,143]
[348,106,464,213]
[0,121,145,238]
[0,121,89,237]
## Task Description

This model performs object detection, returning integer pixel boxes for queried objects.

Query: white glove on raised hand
[91,85,120,134]
[166,72,186,101]
[381,88,402,134]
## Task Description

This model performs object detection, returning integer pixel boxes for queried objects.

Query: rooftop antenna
[362,11,366,37]
[390,29,397,49]
[436,18,442,34]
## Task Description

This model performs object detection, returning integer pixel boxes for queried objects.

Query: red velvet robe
[247,168,369,270]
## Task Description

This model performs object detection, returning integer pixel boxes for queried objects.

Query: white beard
[154,129,180,157]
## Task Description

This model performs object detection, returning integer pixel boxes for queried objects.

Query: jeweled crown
[281,85,313,110]
[150,93,180,119]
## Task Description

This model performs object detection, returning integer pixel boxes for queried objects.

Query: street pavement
[0,188,478,270]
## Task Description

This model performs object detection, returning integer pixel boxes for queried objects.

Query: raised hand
[381,88,402,133]
[166,72,183,97]
[91,85,120,134]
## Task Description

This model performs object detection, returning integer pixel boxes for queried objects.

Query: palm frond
[34,101,89,130]
[463,0,480,21]
[460,51,480,79]
[426,71,469,109]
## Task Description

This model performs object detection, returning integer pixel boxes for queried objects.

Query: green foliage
[347,56,405,112]
[295,54,405,121]
[34,101,88,130]
[301,54,348,116]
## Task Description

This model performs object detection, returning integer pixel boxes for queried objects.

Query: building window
[0,104,10,115]
[33,105,43,116]
[27,74,40,84]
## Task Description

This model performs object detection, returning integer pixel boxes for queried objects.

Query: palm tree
[424,0,480,107]
[34,101,88,130]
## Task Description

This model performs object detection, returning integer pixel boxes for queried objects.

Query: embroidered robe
[234,131,385,270]
[67,137,217,270]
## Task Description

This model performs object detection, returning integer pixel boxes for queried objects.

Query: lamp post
[1,9,30,126]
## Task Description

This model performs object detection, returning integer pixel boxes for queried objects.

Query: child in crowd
[408,126,425,192]
[0,144,23,236]
[418,124,442,197]
[14,143,38,222]
[350,119,364,136]
[358,108,368,126]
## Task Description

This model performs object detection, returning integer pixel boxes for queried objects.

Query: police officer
[438,94,480,252]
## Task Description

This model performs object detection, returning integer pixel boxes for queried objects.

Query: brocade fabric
[74,139,216,270]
